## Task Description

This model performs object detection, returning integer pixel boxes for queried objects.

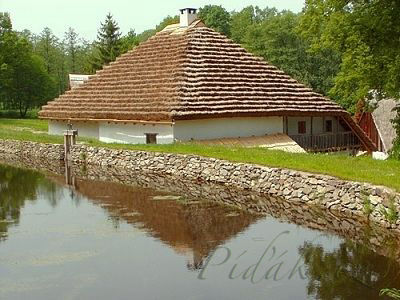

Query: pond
[0,163,399,300]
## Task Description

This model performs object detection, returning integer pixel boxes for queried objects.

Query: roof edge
[39,117,174,125]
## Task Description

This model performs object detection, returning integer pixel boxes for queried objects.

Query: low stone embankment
[0,139,64,161]
[0,139,399,232]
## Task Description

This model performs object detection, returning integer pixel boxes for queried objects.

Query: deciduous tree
[199,5,231,36]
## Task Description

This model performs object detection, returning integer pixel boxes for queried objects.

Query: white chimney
[179,8,198,27]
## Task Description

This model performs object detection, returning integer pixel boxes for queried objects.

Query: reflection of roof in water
[50,175,260,267]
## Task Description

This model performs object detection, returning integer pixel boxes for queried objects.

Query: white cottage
[39,8,375,152]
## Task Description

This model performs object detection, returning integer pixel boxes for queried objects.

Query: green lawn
[1,118,399,191]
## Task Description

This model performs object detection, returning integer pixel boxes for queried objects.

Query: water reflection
[50,174,261,270]
[0,165,46,240]
[300,239,400,300]
[1,161,400,299]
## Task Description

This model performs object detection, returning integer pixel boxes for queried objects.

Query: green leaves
[199,5,231,36]
[0,14,57,117]
[299,0,400,111]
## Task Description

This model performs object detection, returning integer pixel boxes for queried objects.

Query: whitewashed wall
[98,122,174,144]
[48,120,99,139]
[174,117,284,141]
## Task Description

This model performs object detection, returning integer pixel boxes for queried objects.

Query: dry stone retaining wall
[69,145,400,231]
[0,139,399,231]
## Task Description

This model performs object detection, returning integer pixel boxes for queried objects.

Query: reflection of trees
[0,165,41,240]
[0,164,63,241]
[299,239,400,300]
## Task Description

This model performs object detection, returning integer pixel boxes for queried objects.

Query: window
[145,133,157,144]
[325,120,333,133]
[298,121,306,134]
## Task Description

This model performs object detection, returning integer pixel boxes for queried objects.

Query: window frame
[297,121,307,134]
[325,120,333,133]
[145,133,158,144]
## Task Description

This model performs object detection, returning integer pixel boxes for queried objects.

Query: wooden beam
[310,116,313,148]
[284,116,288,134]
[340,116,370,152]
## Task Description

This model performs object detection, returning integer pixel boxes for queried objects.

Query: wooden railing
[289,132,361,152]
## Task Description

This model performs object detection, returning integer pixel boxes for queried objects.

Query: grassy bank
[1,118,399,191]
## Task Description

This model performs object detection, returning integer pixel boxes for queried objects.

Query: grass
[380,196,399,224]
[1,118,400,191]
[361,190,374,217]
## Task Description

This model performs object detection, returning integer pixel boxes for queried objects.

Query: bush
[0,109,39,119]
[391,104,400,160]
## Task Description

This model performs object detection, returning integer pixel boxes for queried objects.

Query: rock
[369,195,381,206]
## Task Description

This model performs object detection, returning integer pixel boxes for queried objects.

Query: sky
[0,0,305,41]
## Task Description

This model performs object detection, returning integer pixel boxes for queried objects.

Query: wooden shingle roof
[39,21,348,122]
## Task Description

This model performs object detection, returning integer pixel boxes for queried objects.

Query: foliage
[240,9,340,96]
[380,288,400,299]
[391,104,400,160]
[199,5,231,36]
[91,13,122,71]
[0,15,57,117]
[380,196,399,224]
[64,27,79,73]
[155,15,179,32]
[120,29,139,53]
[299,0,400,112]
[361,190,373,217]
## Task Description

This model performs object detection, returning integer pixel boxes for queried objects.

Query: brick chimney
[179,8,198,27]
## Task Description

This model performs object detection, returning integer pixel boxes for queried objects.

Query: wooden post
[310,116,313,149]
[284,116,288,134]
[64,129,78,161]
[335,116,339,148]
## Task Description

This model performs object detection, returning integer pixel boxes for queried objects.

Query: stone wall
[0,138,399,232]
[0,139,64,161]
[69,145,400,231]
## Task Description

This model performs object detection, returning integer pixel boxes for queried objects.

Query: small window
[145,133,157,144]
[298,121,306,134]
[325,120,333,133]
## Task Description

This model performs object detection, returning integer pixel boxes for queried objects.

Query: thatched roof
[39,20,348,121]
[372,99,398,152]
[38,20,376,150]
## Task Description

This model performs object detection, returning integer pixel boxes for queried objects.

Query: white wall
[99,122,174,144]
[48,120,99,139]
[174,117,284,141]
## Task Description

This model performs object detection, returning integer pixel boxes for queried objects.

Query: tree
[36,27,58,74]
[0,14,56,116]
[64,27,79,73]
[298,0,400,111]
[0,12,11,35]
[241,10,340,97]
[230,6,278,44]
[155,15,179,32]
[199,5,231,36]
[92,13,122,70]
[120,29,139,53]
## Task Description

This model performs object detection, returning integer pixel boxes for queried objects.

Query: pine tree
[92,13,122,70]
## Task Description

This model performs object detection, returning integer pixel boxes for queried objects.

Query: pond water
[0,163,399,300]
